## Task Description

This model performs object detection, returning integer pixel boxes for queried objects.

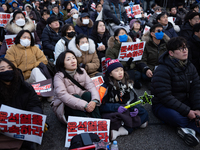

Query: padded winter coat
[75,17,93,36]
[151,51,200,116]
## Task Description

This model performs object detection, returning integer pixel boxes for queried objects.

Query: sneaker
[177,127,199,147]
[140,121,148,128]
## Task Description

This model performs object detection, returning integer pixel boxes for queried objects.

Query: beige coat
[68,37,100,77]
[52,69,101,124]
[5,44,48,80]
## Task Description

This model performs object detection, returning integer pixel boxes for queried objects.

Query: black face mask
[67,31,76,38]
[0,70,14,82]
[179,8,183,11]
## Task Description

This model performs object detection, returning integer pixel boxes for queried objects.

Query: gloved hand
[120,21,125,26]
[118,106,127,113]
[130,108,138,117]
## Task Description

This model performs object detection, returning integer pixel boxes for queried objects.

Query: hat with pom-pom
[106,58,123,73]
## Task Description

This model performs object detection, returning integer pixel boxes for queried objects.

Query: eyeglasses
[178,46,188,52]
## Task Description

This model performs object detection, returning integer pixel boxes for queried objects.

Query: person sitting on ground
[68,34,100,77]
[52,50,101,124]
[2,3,10,13]
[24,3,37,22]
[0,58,43,150]
[177,2,189,24]
[62,1,72,21]
[65,8,79,26]
[179,11,200,40]
[55,24,76,62]
[36,9,50,40]
[138,24,169,84]
[50,4,64,23]
[5,30,48,83]
[190,3,199,12]
[41,16,62,60]
[106,28,142,89]
[156,12,179,38]
[91,2,102,23]
[188,23,200,76]
[99,58,148,141]
[148,6,162,27]
[169,6,182,27]
[48,0,59,11]
[151,37,200,147]
[75,12,93,36]
[129,19,142,42]
[0,10,41,56]
[90,20,110,72]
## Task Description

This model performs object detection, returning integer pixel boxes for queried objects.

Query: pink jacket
[51,68,100,124]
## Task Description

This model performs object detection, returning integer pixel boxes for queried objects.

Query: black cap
[47,16,58,24]
[80,13,90,21]
[52,4,59,9]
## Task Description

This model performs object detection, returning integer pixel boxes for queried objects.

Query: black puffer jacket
[151,51,200,117]
[179,22,193,40]
[36,18,47,40]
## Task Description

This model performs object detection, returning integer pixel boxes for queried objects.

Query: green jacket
[105,36,136,69]
[138,31,170,73]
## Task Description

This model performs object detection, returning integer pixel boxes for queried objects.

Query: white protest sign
[168,16,174,25]
[125,4,141,18]
[118,41,146,61]
[0,105,46,144]
[91,76,104,91]
[143,25,150,35]
[65,116,110,147]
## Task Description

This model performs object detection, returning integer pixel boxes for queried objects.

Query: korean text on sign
[0,105,46,144]
[91,76,104,91]
[118,41,146,62]
[65,116,110,147]
[125,4,141,18]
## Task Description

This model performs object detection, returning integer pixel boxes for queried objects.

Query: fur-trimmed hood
[107,35,133,49]
[68,37,96,57]
[6,17,35,34]
[141,31,170,43]
[76,17,93,28]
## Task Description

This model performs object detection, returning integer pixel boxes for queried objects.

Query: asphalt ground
[37,82,200,150]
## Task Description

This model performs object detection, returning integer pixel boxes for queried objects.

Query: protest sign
[143,25,150,35]
[118,41,146,62]
[125,4,141,18]
[31,79,53,97]
[101,57,106,74]
[91,76,104,91]
[65,116,110,147]
[0,105,46,144]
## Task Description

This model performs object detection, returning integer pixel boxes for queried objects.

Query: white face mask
[80,43,89,51]
[15,18,25,26]
[52,1,55,4]
[20,39,31,47]
[73,14,79,19]
[82,19,89,25]
[156,12,161,15]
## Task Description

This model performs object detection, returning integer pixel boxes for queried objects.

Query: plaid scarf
[169,55,188,70]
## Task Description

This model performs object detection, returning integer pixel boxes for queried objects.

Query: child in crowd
[99,58,149,141]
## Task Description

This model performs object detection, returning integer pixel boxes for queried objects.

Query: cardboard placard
[143,25,150,35]
[65,116,110,147]
[91,76,104,91]
[125,4,141,18]
[118,41,146,62]
[31,79,53,97]
[0,105,46,144]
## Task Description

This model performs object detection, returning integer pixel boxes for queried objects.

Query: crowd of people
[0,0,200,149]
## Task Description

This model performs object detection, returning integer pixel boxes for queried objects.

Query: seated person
[75,13,93,36]
[138,24,169,83]
[62,1,72,21]
[151,37,200,147]
[55,24,76,62]
[169,6,182,27]
[0,10,41,56]
[177,2,189,24]
[65,8,79,26]
[68,34,100,77]
[129,19,142,42]
[41,16,62,60]
[148,6,162,27]
[190,3,199,12]
[52,51,101,124]
[36,9,50,40]
[50,4,64,23]
[5,30,48,83]
[0,58,42,149]
[156,12,179,38]
[24,4,37,22]
[90,20,110,72]
[91,2,102,23]
[99,59,148,141]
[105,28,142,88]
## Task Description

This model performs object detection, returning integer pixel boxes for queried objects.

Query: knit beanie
[70,8,78,14]
[106,58,123,73]
[129,19,141,29]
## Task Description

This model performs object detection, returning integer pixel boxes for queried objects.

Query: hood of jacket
[76,17,93,28]
[6,17,35,34]
[68,37,96,57]
[107,35,132,49]
[141,31,170,43]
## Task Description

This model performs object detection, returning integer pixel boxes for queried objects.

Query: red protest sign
[125,4,141,18]
[118,41,145,62]
[91,76,104,91]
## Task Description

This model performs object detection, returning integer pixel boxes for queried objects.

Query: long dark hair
[0,58,21,104]
[92,20,109,35]
[55,50,83,77]
[15,30,35,46]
